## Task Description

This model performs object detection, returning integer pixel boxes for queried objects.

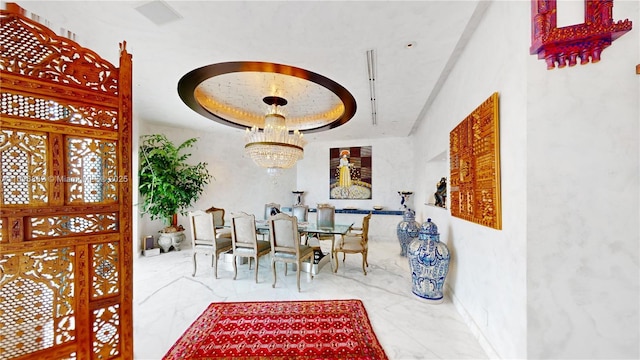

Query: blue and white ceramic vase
[396,209,420,257]
[408,218,450,303]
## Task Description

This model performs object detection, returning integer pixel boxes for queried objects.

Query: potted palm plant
[139,134,212,252]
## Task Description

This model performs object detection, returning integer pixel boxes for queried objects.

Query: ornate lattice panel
[1,92,118,129]
[0,248,76,359]
[66,137,118,203]
[91,242,119,299]
[449,92,502,229]
[0,128,48,206]
[92,304,121,359]
[0,14,119,95]
[29,212,118,239]
[1,4,133,359]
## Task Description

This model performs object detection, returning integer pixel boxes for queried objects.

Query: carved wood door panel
[0,4,133,359]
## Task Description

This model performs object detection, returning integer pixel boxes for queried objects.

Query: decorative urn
[407,218,450,303]
[396,208,420,257]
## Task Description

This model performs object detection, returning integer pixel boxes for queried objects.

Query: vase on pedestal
[292,191,304,206]
[408,218,450,303]
[398,191,413,210]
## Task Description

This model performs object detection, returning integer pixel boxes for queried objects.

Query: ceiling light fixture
[178,62,357,133]
[245,96,306,176]
[366,49,377,126]
[178,61,357,176]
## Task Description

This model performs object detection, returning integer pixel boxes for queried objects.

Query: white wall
[296,137,415,243]
[135,123,296,254]
[412,0,639,359]
[526,0,639,358]
[412,1,528,358]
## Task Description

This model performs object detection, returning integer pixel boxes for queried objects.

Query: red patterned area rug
[163,299,388,360]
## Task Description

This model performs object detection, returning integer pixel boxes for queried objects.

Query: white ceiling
[9,0,484,142]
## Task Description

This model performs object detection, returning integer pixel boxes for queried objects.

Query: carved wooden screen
[0,4,133,359]
[449,92,501,230]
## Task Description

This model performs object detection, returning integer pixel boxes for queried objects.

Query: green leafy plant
[139,134,212,232]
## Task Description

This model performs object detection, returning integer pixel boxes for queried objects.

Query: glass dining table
[254,220,354,274]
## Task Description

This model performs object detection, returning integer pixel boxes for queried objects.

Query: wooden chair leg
[232,254,238,280]
[334,252,340,273]
[213,252,218,279]
[254,256,259,283]
[272,259,277,288]
[362,254,367,275]
[192,253,197,277]
[296,263,301,292]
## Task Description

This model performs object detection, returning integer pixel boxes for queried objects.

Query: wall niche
[424,150,448,209]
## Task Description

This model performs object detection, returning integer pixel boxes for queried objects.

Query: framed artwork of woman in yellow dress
[329,146,372,199]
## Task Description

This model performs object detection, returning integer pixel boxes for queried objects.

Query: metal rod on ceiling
[366,49,377,126]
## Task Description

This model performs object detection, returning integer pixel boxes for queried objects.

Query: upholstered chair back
[292,205,309,223]
[317,204,335,228]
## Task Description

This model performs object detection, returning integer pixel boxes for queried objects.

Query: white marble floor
[133,240,488,360]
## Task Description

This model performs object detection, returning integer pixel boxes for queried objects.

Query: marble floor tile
[133,241,488,360]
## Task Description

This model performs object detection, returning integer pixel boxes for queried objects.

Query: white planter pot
[157,231,186,252]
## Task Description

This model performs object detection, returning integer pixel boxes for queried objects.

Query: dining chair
[230,212,271,283]
[316,204,335,228]
[188,210,233,278]
[264,202,281,220]
[205,205,232,238]
[291,204,309,243]
[333,212,372,275]
[268,213,315,292]
[258,203,281,240]
[292,204,309,223]
[315,203,336,243]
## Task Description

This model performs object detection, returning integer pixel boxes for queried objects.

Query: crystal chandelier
[245,96,307,173]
